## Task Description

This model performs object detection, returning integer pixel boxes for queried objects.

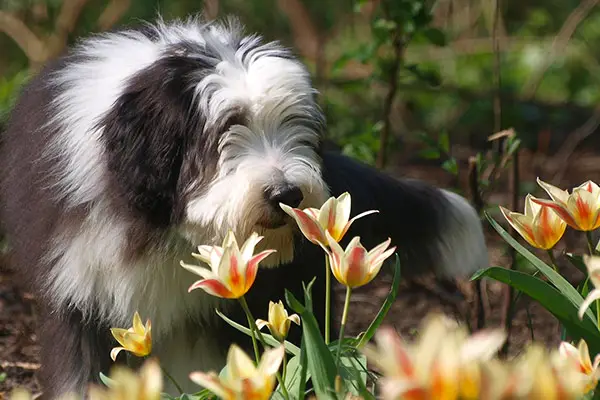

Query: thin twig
[522,0,600,99]
[549,108,600,182]
[376,2,404,169]
[97,0,132,31]
[0,11,47,63]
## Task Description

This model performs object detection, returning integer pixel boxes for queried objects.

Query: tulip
[362,314,506,400]
[256,300,300,342]
[279,192,378,247]
[110,311,152,361]
[325,232,395,289]
[88,358,162,400]
[533,178,600,231]
[499,194,566,250]
[559,339,600,392]
[190,344,285,400]
[181,231,276,299]
[578,255,600,320]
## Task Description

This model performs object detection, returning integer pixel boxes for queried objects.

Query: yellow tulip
[181,231,276,299]
[578,255,600,320]
[88,358,162,400]
[110,311,152,361]
[499,194,566,250]
[533,178,600,231]
[190,344,285,400]
[325,232,395,288]
[256,300,300,342]
[559,339,600,393]
[280,192,378,247]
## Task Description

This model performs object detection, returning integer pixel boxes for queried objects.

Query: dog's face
[49,19,330,266]
[179,36,330,264]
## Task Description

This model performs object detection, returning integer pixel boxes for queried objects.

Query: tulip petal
[245,250,276,292]
[256,319,270,331]
[499,206,537,247]
[330,193,352,240]
[288,314,300,325]
[280,203,326,245]
[339,209,379,241]
[240,232,264,263]
[189,371,232,399]
[578,289,600,320]
[257,345,285,376]
[537,178,570,203]
[227,345,258,379]
[530,197,580,230]
[188,278,234,298]
[110,347,125,361]
[180,261,214,279]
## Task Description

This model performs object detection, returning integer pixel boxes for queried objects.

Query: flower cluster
[501,178,600,250]
[362,314,593,400]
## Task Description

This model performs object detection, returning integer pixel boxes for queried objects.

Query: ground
[0,146,597,398]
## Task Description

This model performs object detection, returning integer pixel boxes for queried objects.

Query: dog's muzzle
[258,183,304,229]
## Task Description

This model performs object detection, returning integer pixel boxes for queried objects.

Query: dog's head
[50,17,329,265]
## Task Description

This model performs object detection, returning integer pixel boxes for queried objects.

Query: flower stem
[547,249,558,271]
[160,366,184,395]
[239,296,261,364]
[586,231,596,255]
[325,253,331,345]
[238,296,290,400]
[335,287,352,369]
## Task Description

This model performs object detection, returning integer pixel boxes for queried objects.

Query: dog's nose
[267,185,304,209]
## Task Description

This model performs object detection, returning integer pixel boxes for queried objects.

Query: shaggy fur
[0,16,488,398]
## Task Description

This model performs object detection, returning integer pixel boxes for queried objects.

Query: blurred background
[2,0,600,395]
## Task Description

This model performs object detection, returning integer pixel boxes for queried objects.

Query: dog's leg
[37,306,114,399]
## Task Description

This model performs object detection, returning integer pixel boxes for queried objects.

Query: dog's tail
[321,151,488,278]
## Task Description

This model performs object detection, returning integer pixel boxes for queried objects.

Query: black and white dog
[0,16,488,398]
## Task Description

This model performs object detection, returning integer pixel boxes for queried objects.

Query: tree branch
[0,10,47,63]
[97,0,132,31]
[522,0,600,99]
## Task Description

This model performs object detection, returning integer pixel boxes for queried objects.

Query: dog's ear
[98,53,211,228]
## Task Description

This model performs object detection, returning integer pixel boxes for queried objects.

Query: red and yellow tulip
[110,311,152,361]
[181,231,276,299]
[190,344,285,400]
[559,339,600,393]
[533,178,600,231]
[499,194,567,250]
[256,300,300,342]
[280,192,378,247]
[324,232,395,289]
[362,314,507,400]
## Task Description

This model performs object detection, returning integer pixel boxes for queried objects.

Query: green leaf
[442,158,458,175]
[423,27,447,46]
[438,131,450,153]
[338,353,374,399]
[485,213,597,324]
[285,288,337,400]
[356,255,401,349]
[418,148,441,160]
[472,267,600,353]
[99,371,115,388]
[280,354,311,399]
[215,309,300,356]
